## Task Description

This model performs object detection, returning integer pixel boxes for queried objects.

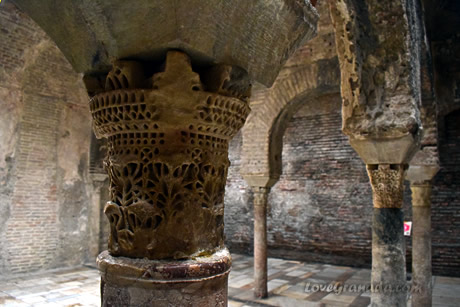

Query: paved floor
[0,253,459,307]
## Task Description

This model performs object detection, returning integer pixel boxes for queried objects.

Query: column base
[97,248,231,307]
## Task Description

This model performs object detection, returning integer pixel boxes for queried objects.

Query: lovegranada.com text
[305,282,424,295]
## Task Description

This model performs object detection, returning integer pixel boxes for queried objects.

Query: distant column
[407,165,439,307]
[253,186,270,298]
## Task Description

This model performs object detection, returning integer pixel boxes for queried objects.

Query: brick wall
[224,131,253,251]
[430,109,460,276]
[226,94,375,266]
[225,93,460,276]
[0,3,92,276]
[267,94,374,266]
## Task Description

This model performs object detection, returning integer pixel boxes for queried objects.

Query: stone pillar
[407,165,439,307]
[366,163,408,307]
[88,174,107,261]
[90,51,252,306]
[10,1,319,305]
[253,186,270,298]
[328,0,425,305]
[411,183,432,306]
[243,175,278,299]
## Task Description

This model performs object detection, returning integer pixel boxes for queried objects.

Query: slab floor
[0,253,459,307]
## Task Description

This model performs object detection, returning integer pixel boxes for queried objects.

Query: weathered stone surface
[409,146,439,167]
[406,164,439,184]
[367,164,408,305]
[329,0,423,141]
[419,40,438,148]
[411,183,433,307]
[409,22,439,170]
[367,164,407,209]
[98,248,231,306]
[11,0,319,86]
[371,208,406,307]
[350,135,420,165]
[91,51,251,260]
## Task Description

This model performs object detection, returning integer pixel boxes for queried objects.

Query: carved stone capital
[410,184,432,208]
[252,186,270,208]
[89,51,251,260]
[366,164,408,209]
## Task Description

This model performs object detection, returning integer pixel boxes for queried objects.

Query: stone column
[90,51,252,306]
[328,0,425,305]
[88,174,107,261]
[243,175,278,299]
[407,165,439,307]
[411,183,432,306]
[253,186,270,298]
[366,163,408,307]
[10,1,319,305]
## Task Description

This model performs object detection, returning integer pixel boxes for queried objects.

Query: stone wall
[0,3,92,276]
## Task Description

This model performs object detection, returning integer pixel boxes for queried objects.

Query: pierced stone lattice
[89,51,251,259]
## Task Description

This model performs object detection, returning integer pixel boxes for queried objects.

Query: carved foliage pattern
[89,51,250,259]
[366,164,407,208]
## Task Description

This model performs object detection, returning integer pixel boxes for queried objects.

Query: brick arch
[241,58,340,186]
[269,84,340,180]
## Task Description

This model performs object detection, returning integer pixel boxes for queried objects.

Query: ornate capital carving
[89,51,251,260]
[366,164,407,209]
[253,187,270,208]
[410,184,432,208]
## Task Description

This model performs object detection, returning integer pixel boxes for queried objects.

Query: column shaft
[372,208,406,306]
[253,187,269,298]
[88,178,105,260]
[367,164,407,307]
[411,183,432,307]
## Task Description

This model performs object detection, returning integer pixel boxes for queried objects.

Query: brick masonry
[241,1,339,180]
[429,109,460,276]
[1,0,459,280]
[225,94,374,268]
[225,93,460,277]
[0,3,92,276]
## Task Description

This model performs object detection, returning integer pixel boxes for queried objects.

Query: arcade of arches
[0,0,459,306]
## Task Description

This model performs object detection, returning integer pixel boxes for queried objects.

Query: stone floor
[0,253,459,307]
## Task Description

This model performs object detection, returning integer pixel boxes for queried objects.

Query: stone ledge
[349,134,420,164]
[97,248,231,286]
